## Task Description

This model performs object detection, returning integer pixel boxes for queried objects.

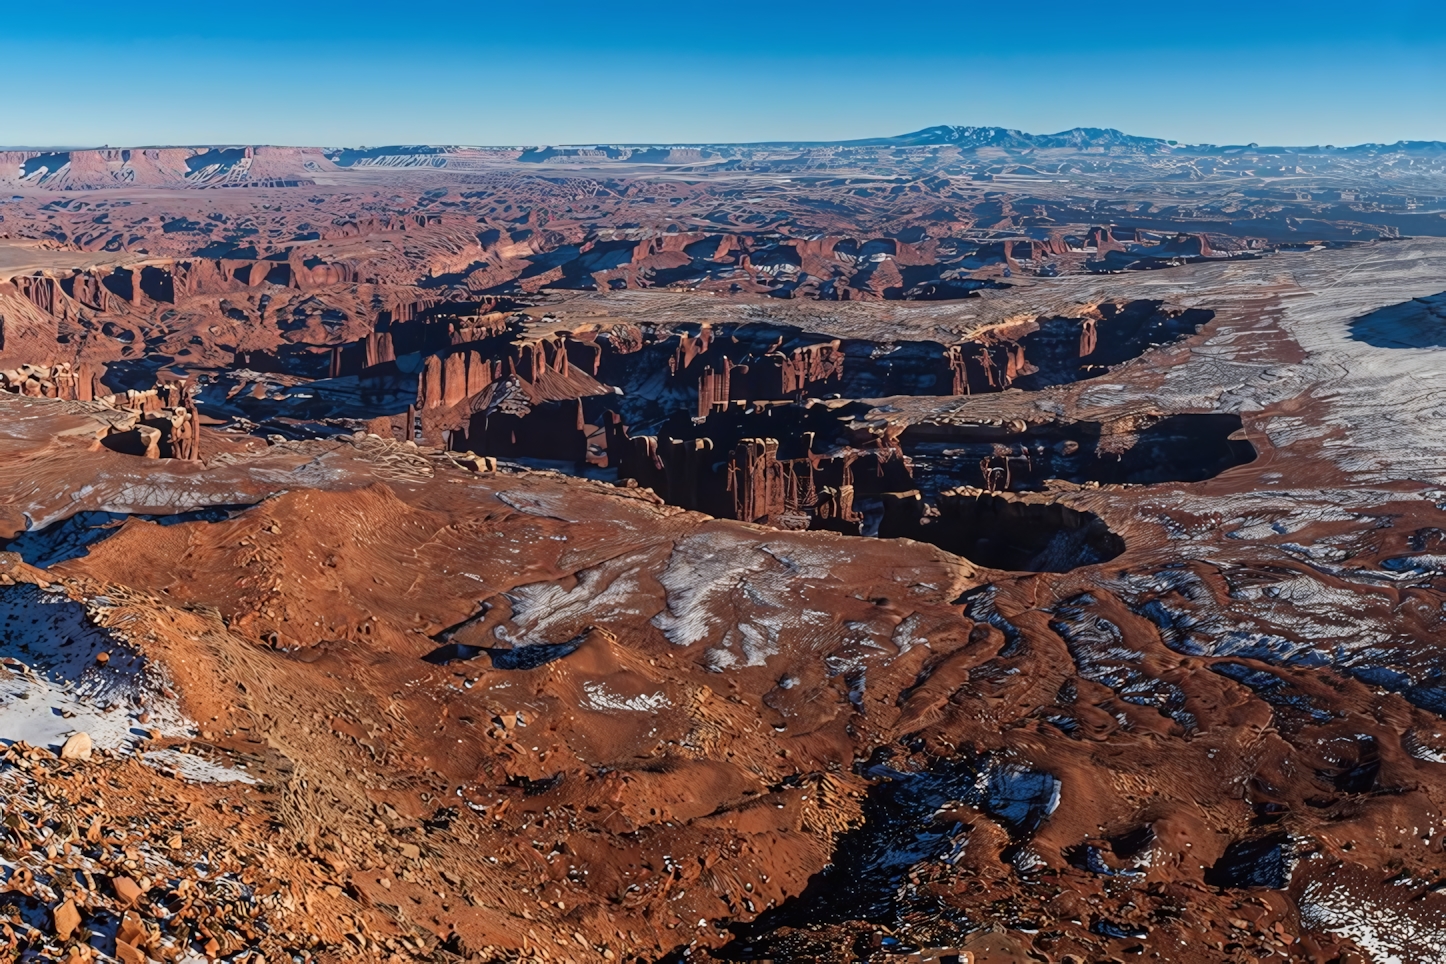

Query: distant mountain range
[876,126,1446,153]
[841,126,1173,150]
[742,125,1446,154]
[345,126,1446,153]
[5,125,1446,156]
[3,127,1445,190]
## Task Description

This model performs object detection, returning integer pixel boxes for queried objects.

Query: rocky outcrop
[930,301,1212,395]
[443,310,511,346]
[363,331,396,369]
[406,308,1216,498]
[140,404,202,460]
[610,401,904,530]
[0,362,103,401]
[88,379,202,460]
[418,332,609,414]
[1089,226,1128,255]
[726,437,863,531]
[452,389,604,463]
[419,350,497,412]
[878,487,1124,572]
[414,330,617,462]
[690,340,845,416]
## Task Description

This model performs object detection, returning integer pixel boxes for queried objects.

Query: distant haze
[5,127,1446,155]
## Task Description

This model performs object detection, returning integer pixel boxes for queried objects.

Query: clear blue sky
[3,0,1442,148]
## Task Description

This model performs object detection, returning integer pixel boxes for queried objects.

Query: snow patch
[494,555,647,646]
[582,682,671,713]
[651,530,852,668]
[0,585,188,755]
[1301,870,1446,963]
[142,748,258,784]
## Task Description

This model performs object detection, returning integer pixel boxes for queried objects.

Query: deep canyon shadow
[1348,292,1446,348]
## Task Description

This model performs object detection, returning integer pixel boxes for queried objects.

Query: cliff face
[0,145,338,189]
[388,304,1219,531]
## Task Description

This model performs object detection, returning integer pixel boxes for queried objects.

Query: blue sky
[2,0,1443,147]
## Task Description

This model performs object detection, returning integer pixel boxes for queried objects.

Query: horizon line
[4,124,1446,155]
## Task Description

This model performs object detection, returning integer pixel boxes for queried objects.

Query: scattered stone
[454,453,498,472]
[112,875,143,907]
[114,938,147,964]
[116,911,145,947]
[59,731,93,762]
[52,899,81,941]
